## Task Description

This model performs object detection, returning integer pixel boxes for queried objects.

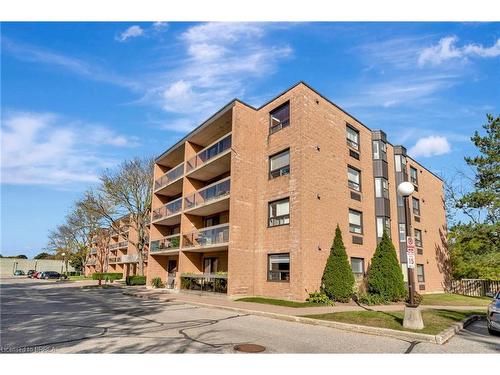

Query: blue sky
[1,22,499,257]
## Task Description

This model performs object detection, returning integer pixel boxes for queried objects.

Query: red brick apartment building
[146,82,449,301]
[85,216,149,278]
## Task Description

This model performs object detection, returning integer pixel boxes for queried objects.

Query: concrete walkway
[122,288,486,316]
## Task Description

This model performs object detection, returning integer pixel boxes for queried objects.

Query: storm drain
[233,344,266,353]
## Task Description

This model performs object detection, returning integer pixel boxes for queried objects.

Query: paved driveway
[1,278,498,353]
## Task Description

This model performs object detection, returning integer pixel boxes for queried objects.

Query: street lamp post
[397,181,424,329]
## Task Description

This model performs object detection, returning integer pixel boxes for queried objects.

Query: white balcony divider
[184,177,230,210]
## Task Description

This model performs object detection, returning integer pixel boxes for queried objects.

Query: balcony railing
[86,259,96,265]
[152,197,183,222]
[186,133,232,172]
[184,177,230,210]
[109,241,128,250]
[154,162,184,191]
[180,273,228,294]
[109,256,121,264]
[90,249,97,255]
[150,234,181,253]
[183,223,229,249]
[121,254,139,263]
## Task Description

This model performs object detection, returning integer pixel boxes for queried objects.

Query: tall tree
[99,157,154,276]
[321,225,355,302]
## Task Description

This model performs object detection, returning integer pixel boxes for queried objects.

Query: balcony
[180,273,228,294]
[152,197,182,225]
[121,254,139,263]
[186,133,231,181]
[184,177,230,216]
[109,256,121,264]
[150,234,181,254]
[86,259,96,265]
[183,223,229,252]
[90,249,97,255]
[109,241,128,251]
[154,162,184,196]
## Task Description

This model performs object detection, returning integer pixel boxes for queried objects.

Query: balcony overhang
[150,249,180,256]
[186,150,231,181]
[152,213,182,226]
[182,243,229,253]
[184,195,230,217]
[154,177,183,197]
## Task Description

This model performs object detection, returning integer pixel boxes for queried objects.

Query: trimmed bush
[151,277,164,288]
[366,231,407,302]
[356,292,391,306]
[406,291,423,306]
[321,225,355,302]
[126,276,146,286]
[92,272,123,282]
[307,291,334,305]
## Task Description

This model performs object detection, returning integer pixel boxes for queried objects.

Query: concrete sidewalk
[121,288,486,316]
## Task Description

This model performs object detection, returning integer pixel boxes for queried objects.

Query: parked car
[34,271,43,279]
[41,271,67,280]
[486,290,500,335]
[27,270,37,278]
[13,270,25,276]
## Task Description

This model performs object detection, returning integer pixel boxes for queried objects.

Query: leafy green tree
[366,231,407,302]
[34,252,52,259]
[321,225,355,302]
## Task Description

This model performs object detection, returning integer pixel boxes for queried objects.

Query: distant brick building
[147,82,449,300]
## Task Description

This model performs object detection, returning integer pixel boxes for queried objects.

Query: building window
[414,229,423,247]
[268,253,290,281]
[351,257,365,277]
[417,264,425,283]
[374,177,389,199]
[269,149,290,179]
[268,198,290,227]
[376,217,391,238]
[349,209,363,234]
[347,166,361,191]
[412,197,421,216]
[410,166,418,185]
[269,102,290,134]
[399,223,406,242]
[372,140,387,160]
[346,125,360,150]
[395,155,407,172]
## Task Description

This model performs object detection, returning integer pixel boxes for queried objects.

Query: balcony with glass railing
[109,241,128,251]
[109,256,121,264]
[184,177,230,216]
[90,249,97,255]
[150,234,181,254]
[185,133,232,181]
[183,223,229,251]
[86,259,96,265]
[151,197,183,225]
[121,254,139,263]
[154,162,184,196]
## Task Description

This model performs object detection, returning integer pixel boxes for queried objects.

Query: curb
[123,290,482,344]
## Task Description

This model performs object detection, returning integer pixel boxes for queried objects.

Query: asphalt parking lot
[1,278,498,353]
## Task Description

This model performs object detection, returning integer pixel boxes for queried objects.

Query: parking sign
[407,253,416,269]
[406,236,416,254]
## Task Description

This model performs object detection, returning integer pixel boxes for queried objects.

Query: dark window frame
[374,177,389,199]
[417,264,425,283]
[348,208,363,235]
[351,257,365,277]
[269,101,290,135]
[410,166,419,185]
[268,197,290,227]
[269,148,290,179]
[347,165,361,192]
[414,228,423,247]
[267,252,290,282]
[346,124,360,151]
[376,216,391,238]
[412,197,421,216]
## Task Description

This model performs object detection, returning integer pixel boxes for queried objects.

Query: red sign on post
[406,236,416,254]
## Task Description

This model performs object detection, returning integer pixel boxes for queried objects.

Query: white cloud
[152,22,168,31]
[1,111,136,186]
[116,25,145,42]
[145,22,293,119]
[408,136,451,158]
[418,36,500,66]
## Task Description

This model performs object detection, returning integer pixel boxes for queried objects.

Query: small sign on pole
[406,236,416,253]
[407,253,416,269]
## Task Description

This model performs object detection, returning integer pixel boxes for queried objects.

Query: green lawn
[303,309,485,335]
[421,293,491,306]
[236,297,331,308]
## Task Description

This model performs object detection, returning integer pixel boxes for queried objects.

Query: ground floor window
[268,253,290,281]
[350,257,365,277]
[417,264,425,283]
